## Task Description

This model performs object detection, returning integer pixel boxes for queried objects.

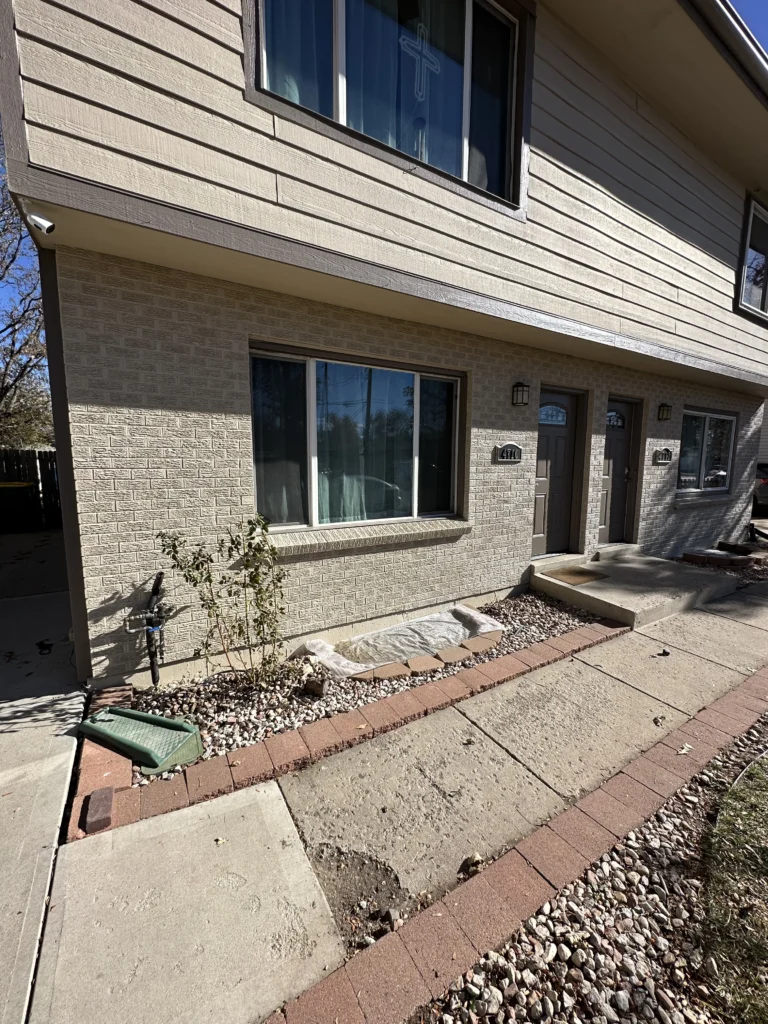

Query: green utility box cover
[79,707,203,775]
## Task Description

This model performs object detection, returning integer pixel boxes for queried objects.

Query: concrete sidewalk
[28,582,768,1024]
[1,587,82,1024]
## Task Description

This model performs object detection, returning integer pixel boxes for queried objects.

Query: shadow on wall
[88,576,187,682]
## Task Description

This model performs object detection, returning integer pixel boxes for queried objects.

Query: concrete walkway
[27,582,768,1024]
[1,573,82,1024]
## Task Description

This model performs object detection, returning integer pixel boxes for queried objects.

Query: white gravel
[420,715,768,1024]
[132,592,597,765]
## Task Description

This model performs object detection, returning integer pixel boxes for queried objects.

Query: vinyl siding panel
[13,0,768,374]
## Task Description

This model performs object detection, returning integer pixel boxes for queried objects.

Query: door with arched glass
[532,390,578,555]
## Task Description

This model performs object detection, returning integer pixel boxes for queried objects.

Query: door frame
[604,394,644,544]
[534,384,590,556]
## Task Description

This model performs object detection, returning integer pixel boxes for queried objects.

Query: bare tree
[0,127,52,448]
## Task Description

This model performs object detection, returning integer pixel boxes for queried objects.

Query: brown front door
[598,399,637,544]
[532,391,578,556]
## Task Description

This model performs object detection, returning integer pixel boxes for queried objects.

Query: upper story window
[259,0,524,202]
[676,410,735,493]
[251,351,460,528]
[738,197,768,322]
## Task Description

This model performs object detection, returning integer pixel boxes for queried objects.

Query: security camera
[27,213,55,235]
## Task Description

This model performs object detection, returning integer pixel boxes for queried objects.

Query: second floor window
[739,198,768,319]
[261,0,519,200]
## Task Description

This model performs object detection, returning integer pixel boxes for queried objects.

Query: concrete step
[529,552,587,574]
[531,553,741,628]
[591,543,639,562]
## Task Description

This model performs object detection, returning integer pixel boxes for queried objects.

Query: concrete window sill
[270,518,472,558]
[673,493,737,510]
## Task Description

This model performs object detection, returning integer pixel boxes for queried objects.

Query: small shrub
[158,516,286,686]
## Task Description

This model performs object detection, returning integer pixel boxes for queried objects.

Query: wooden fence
[0,448,62,531]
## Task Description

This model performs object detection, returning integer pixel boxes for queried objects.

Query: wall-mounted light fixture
[512,382,530,406]
[658,403,672,421]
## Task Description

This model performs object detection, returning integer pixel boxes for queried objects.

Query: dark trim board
[240,0,535,220]
[38,250,93,683]
[12,160,768,396]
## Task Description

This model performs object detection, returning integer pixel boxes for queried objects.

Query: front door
[532,391,578,556]
[599,399,637,544]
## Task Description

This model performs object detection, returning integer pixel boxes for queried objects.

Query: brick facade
[55,249,762,681]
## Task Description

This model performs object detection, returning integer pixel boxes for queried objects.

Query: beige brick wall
[55,249,762,681]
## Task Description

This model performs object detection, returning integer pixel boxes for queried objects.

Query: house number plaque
[494,442,522,464]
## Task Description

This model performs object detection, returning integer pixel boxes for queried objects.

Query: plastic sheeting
[295,604,504,679]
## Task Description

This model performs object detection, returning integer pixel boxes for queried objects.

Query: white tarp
[295,604,504,678]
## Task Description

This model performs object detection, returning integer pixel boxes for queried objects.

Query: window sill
[673,492,736,510]
[243,87,528,223]
[270,518,472,558]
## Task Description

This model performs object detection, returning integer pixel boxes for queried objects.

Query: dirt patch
[309,844,433,954]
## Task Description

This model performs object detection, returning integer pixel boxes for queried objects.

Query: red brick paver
[112,785,141,828]
[441,874,518,955]
[433,675,472,703]
[344,932,431,1024]
[678,717,732,749]
[577,788,644,837]
[265,730,311,773]
[547,806,616,862]
[227,742,274,788]
[185,754,234,804]
[410,681,454,713]
[399,906,477,998]
[85,786,113,833]
[284,968,364,1024]
[642,742,698,782]
[299,718,344,760]
[139,775,189,819]
[514,645,559,670]
[658,729,720,769]
[360,700,402,735]
[379,690,424,725]
[516,826,589,889]
[475,654,529,685]
[707,695,761,727]
[453,667,493,695]
[545,633,586,655]
[694,707,743,738]
[331,708,374,747]
[601,773,664,819]
[621,756,685,799]
[482,849,555,920]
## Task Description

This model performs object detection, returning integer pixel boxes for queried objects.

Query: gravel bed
[415,713,768,1024]
[675,557,768,588]
[131,592,597,777]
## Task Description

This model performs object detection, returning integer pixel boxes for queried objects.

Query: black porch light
[512,381,531,406]
[658,402,672,421]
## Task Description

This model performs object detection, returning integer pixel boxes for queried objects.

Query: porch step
[591,543,639,562]
[530,552,741,628]
[528,552,588,574]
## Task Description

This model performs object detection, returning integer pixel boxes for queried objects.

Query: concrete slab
[1,591,82,1024]
[29,785,344,1024]
[459,659,687,800]
[532,553,739,627]
[703,581,768,631]
[574,631,745,715]
[279,708,564,897]
[639,609,768,675]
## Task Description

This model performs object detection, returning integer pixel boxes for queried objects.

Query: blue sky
[731,0,768,51]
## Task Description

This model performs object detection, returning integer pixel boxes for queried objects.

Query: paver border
[66,621,628,841]
[269,668,768,1024]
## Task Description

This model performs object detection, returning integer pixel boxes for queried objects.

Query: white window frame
[676,409,736,494]
[259,0,518,199]
[251,350,460,532]
[739,197,768,321]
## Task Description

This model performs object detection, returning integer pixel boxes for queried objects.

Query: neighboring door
[598,399,637,544]
[532,391,578,556]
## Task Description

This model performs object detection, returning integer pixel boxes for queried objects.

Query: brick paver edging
[267,668,768,1024]
[66,622,627,840]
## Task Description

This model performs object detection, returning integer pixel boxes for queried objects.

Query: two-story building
[2,0,768,685]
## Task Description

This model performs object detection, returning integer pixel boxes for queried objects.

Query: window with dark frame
[738,197,768,320]
[251,352,459,527]
[258,0,524,202]
[676,410,735,493]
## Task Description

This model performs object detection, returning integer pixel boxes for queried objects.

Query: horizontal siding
[13,0,768,376]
